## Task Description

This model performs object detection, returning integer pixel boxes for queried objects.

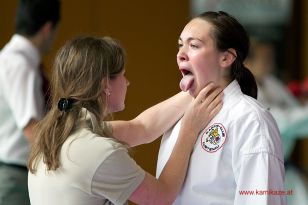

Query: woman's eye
[178,43,183,49]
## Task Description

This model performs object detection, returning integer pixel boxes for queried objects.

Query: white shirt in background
[0,34,44,166]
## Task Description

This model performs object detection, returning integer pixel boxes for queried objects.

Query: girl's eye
[178,43,183,49]
[190,44,199,49]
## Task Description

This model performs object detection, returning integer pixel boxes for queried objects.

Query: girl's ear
[220,48,237,68]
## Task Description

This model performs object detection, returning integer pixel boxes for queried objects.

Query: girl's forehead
[180,18,213,40]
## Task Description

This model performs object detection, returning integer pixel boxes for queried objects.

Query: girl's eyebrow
[178,37,204,43]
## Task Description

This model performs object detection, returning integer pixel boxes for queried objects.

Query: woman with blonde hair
[28,36,222,205]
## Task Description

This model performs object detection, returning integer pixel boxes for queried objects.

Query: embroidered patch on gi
[200,123,227,153]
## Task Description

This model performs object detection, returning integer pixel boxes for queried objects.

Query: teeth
[181,68,191,76]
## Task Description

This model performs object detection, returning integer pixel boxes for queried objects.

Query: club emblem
[200,123,227,153]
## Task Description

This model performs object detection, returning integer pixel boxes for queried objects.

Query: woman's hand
[181,82,223,147]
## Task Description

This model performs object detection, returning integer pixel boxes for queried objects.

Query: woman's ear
[101,78,111,96]
[220,48,237,68]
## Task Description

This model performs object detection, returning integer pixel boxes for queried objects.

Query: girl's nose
[177,49,188,62]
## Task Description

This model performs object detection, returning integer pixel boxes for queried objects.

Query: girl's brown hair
[28,36,125,173]
[196,11,258,99]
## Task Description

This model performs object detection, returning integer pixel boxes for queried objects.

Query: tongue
[180,75,194,92]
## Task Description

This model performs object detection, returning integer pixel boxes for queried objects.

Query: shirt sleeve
[234,152,287,205]
[91,148,145,205]
[2,58,44,128]
[232,112,287,205]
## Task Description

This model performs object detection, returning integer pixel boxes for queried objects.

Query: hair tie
[57,98,76,111]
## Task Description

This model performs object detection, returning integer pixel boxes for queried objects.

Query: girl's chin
[188,88,198,98]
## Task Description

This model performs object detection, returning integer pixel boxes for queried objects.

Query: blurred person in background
[245,37,308,205]
[0,0,60,204]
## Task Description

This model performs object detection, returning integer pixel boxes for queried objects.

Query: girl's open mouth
[179,68,194,92]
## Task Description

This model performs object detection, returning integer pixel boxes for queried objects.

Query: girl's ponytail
[232,62,258,99]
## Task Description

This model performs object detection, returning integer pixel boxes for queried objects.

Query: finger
[208,101,223,120]
[201,87,223,106]
[198,86,220,105]
[195,82,216,103]
[195,91,222,125]
[205,92,223,111]
[200,92,222,124]
[198,101,223,130]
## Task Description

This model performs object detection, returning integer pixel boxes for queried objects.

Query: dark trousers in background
[0,163,30,205]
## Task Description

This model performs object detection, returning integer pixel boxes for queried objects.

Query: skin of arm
[23,119,38,143]
[129,83,223,205]
[110,91,193,147]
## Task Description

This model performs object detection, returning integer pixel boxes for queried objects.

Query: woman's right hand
[181,82,223,146]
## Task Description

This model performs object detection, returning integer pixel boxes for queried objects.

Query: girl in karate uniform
[156,11,286,205]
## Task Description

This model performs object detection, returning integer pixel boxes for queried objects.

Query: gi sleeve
[232,113,287,205]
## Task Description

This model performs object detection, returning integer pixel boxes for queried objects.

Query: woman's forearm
[110,91,192,146]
